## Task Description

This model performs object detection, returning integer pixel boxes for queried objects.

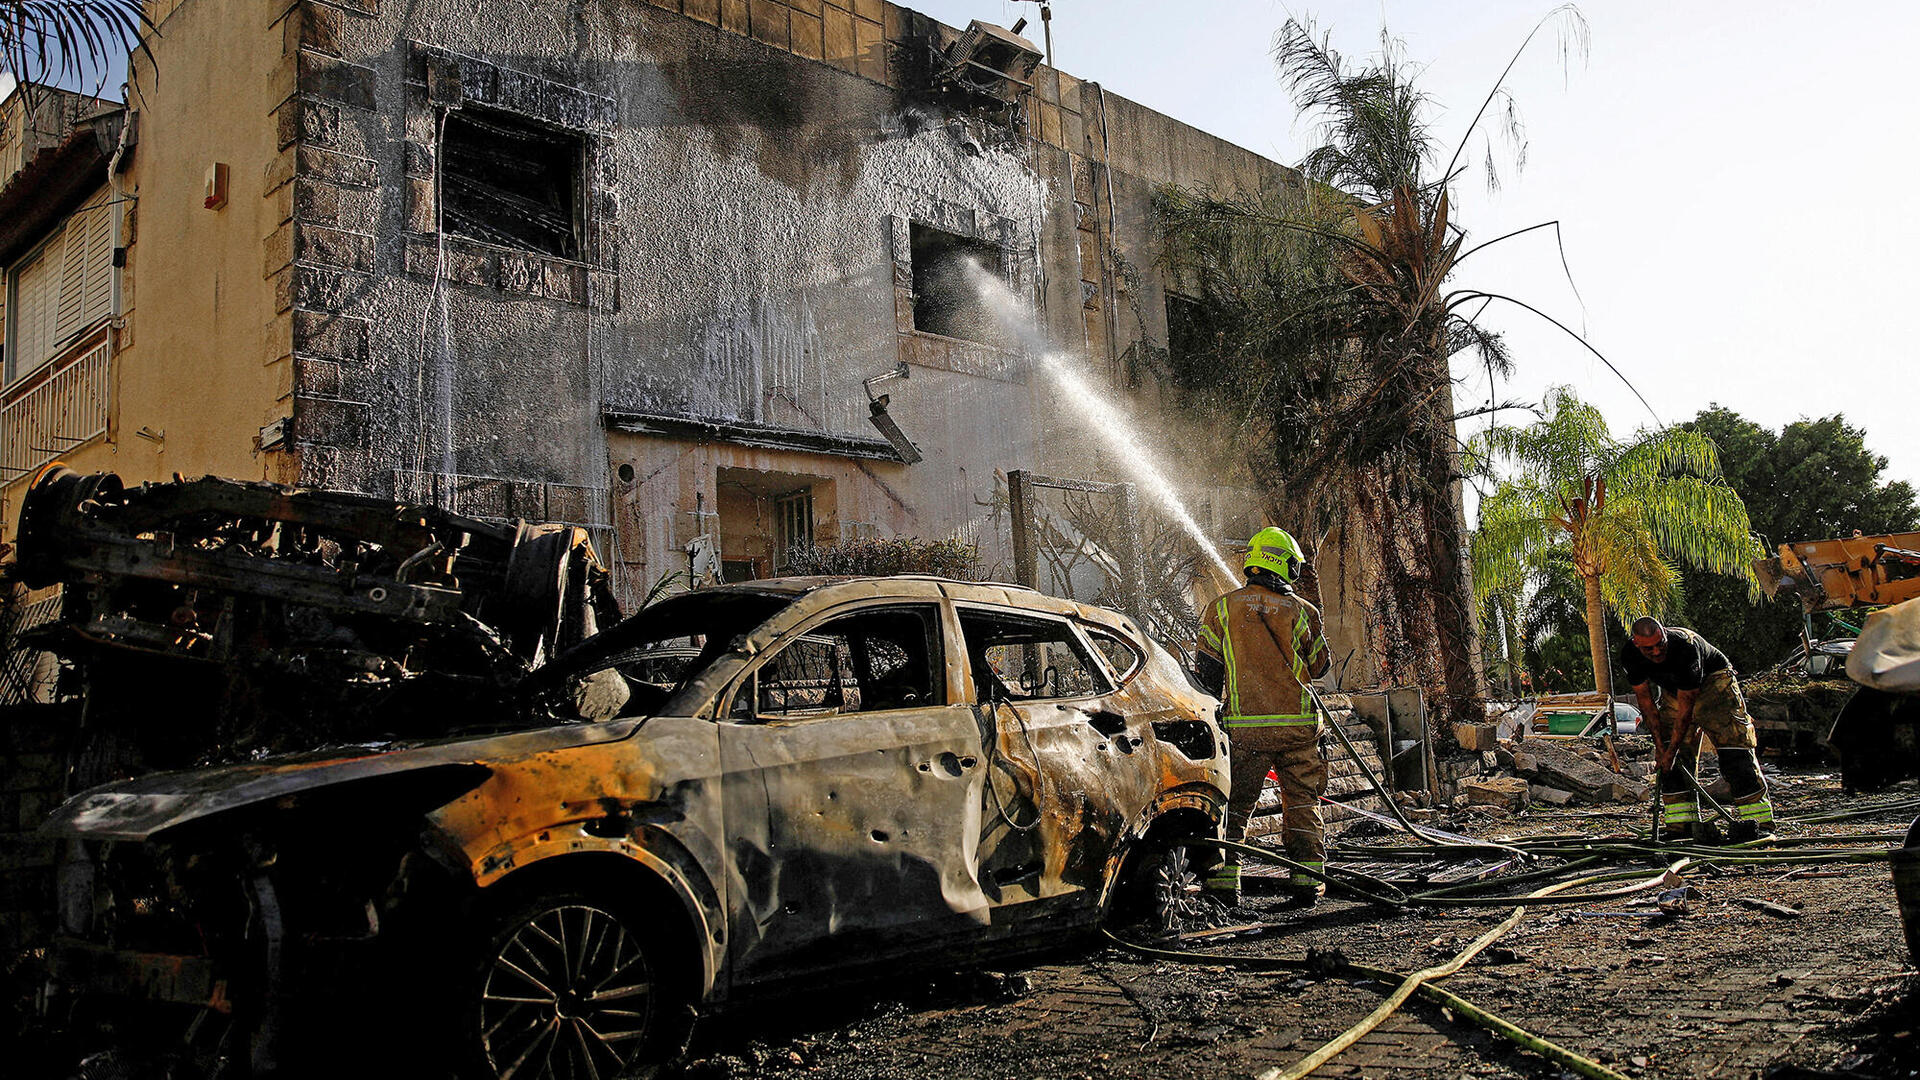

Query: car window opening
[745,605,944,721]
[552,591,795,722]
[1084,627,1145,684]
[958,608,1112,702]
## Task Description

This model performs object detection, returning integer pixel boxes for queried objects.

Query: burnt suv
[42,575,1226,1076]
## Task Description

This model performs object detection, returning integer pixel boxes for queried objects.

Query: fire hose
[1098,687,1907,1079]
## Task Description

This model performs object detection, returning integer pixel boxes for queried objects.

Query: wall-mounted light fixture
[863,362,922,464]
[203,162,229,210]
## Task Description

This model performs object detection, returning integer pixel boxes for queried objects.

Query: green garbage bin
[1544,713,1591,735]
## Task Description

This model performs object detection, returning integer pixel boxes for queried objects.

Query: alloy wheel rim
[481,904,654,1079]
[1151,844,1214,935]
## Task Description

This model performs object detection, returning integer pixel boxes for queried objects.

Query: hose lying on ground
[1258,861,1663,1080]
[1308,686,1530,862]
[1257,908,1533,1080]
[1106,860,1687,1080]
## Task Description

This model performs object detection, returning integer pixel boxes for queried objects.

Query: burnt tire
[1111,840,1219,939]
[468,890,677,1080]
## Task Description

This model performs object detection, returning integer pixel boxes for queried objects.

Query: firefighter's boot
[1660,792,1699,843]
[1280,861,1325,907]
[1727,792,1776,843]
[1203,859,1241,909]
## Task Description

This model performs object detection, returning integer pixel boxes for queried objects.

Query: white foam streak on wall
[693,294,824,426]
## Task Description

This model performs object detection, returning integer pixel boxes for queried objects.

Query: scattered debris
[1656,886,1702,918]
[1734,897,1805,919]
[1463,776,1531,811]
[1511,739,1652,803]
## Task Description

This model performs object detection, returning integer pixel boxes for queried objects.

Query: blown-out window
[734,605,945,720]
[440,107,582,260]
[910,223,1002,345]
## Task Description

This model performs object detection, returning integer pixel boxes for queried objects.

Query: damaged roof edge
[603,408,909,462]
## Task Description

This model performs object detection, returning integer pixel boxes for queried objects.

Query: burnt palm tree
[1154,9,1612,727]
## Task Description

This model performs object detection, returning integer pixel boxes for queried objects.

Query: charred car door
[717,601,992,986]
[957,606,1128,919]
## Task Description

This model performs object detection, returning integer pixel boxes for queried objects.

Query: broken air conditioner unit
[935,20,1043,109]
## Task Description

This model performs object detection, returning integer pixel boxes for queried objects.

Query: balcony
[2,335,111,485]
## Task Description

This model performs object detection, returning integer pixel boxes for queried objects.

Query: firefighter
[1193,527,1331,906]
[1621,616,1775,842]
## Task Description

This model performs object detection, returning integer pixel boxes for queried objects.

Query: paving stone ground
[679,771,1920,1080]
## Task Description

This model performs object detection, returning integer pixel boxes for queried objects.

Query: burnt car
[41,575,1227,1076]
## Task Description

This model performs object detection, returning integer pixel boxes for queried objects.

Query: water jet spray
[960,262,1238,583]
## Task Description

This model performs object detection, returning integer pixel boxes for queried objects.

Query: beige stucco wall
[108,1,296,489]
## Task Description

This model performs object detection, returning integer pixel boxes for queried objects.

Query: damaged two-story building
[2,0,1328,613]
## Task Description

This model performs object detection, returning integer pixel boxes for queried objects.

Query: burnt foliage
[781,536,980,579]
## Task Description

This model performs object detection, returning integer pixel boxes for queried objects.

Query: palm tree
[1470,386,1758,694]
[2,1,146,96]
[1153,10,1591,727]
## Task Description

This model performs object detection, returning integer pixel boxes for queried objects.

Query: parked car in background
[1773,638,1857,678]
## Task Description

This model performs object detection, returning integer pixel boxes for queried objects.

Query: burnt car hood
[41,719,644,842]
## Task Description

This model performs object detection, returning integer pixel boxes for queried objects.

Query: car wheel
[1114,840,1218,938]
[474,892,666,1079]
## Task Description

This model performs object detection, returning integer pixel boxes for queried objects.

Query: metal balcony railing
[2,336,111,485]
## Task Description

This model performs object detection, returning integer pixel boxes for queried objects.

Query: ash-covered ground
[672,769,1919,1080]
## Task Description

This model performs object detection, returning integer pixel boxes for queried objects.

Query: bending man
[1193,527,1331,906]
[1621,616,1774,842]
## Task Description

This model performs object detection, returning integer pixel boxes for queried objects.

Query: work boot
[1202,861,1241,910]
[1279,882,1323,909]
[1281,869,1325,908]
[1729,794,1776,844]
[1690,820,1726,846]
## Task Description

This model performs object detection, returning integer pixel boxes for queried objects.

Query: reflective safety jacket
[1196,580,1330,728]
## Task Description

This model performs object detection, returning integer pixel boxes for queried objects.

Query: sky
[910,0,1920,504]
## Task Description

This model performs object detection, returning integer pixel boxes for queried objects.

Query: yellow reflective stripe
[1217,597,1241,717]
[1225,716,1317,727]
[1199,623,1223,650]
[1735,800,1774,820]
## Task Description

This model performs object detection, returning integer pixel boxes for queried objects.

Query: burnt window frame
[725,603,949,723]
[955,605,1114,704]
[438,105,586,261]
[907,221,1005,345]
[1083,625,1146,686]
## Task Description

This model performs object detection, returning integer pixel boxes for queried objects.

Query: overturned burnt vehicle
[10,468,1227,1077]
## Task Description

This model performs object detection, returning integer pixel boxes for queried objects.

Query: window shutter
[55,215,89,343]
[13,233,62,373]
[56,204,113,345]
[82,201,114,326]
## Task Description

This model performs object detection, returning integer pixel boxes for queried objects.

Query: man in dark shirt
[1619,617,1774,841]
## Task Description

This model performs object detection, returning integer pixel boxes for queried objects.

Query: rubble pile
[1453,724,1654,814]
